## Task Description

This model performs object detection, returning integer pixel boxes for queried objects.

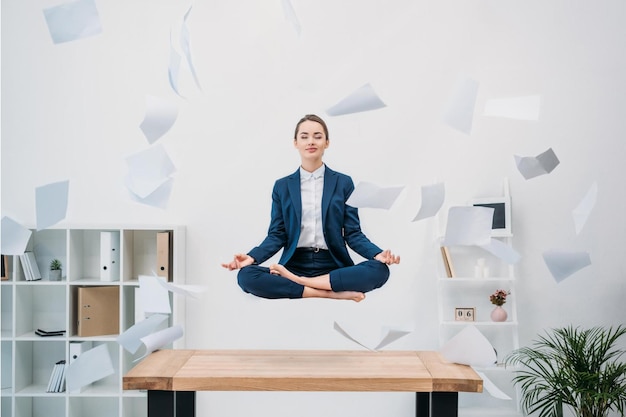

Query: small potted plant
[489,289,510,322]
[49,259,62,281]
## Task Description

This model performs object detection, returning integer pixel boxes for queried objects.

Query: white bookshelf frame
[0,225,186,417]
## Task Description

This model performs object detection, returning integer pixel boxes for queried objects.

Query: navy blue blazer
[248,165,383,267]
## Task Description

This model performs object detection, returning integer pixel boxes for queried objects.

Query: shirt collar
[300,164,325,181]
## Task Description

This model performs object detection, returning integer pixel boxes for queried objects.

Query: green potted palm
[49,258,62,281]
[506,325,626,417]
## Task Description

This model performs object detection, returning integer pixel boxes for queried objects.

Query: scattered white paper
[476,371,512,400]
[439,325,496,368]
[139,275,172,314]
[281,0,301,35]
[139,95,179,144]
[484,95,541,121]
[333,321,411,351]
[167,7,201,97]
[125,144,176,199]
[326,84,386,116]
[66,344,114,392]
[35,180,69,230]
[346,182,405,210]
[443,206,493,247]
[1,217,32,255]
[128,177,174,210]
[572,182,598,235]
[43,0,102,44]
[542,250,592,282]
[478,238,521,264]
[117,314,169,355]
[514,148,560,180]
[412,182,445,221]
[135,325,184,361]
[179,6,202,91]
[156,279,207,299]
[442,75,479,135]
[168,40,183,96]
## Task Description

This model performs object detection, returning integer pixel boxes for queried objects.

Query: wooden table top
[123,350,482,393]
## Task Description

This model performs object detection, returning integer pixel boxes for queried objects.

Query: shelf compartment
[2,341,13,393]
[15,285,66,337]
[122,395,146,417]
[2,285,13,336]
[15,396,65,417]
[121,229,171,282]
[14,341,65,395]
[68,397,119,417]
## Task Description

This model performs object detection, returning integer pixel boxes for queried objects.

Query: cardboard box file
[77,286,119,337]
[156,231,173,281]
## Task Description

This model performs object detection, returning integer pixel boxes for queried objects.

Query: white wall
[2,1,626,416]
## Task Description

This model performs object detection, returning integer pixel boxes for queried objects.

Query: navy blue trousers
[237,249,390,299]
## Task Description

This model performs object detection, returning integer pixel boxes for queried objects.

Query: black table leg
[415,392,458,417]
[415,392,430,417]
[148,390,196,417]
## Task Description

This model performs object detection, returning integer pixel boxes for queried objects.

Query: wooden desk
[123,350,482,417]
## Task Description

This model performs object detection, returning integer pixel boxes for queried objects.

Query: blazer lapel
[321,165,338,225]
[287,169,302,225]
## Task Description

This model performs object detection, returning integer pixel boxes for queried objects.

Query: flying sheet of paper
[412,182,445,221]
[168,40,183,96]
[333,321,411,351]
[476,371,512,400]
[478,238,521,264]
[1,217,32,255]
[43,0,102,44]
[572,182,598,235]
[442,75,479,135]
[542,250,592,282]
[139,95,179,144]
[443,206,493,247]
[156,279,208,299]
[135,325,184,361]
[439,325,496,368]
[35,180,69,230]
[66,344,114,392]
[125,144,176,199]
[179,6,202,91]
[138,275,171,314]
[326,84,386,116]
[514,148,560,180]
[346,182,404,210]
[483,95,541,121]
[281,0,301,35]
[128,177,174,210]
[117,314,169,354]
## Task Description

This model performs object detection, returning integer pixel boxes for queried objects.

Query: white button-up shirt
[297,165,328,250]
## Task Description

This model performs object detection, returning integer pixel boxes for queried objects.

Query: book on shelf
[46,360,66,393]
[18,252,42,281]
[440,246,456,278]
[1,254,8,280]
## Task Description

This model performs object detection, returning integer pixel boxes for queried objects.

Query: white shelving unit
[437,238,522,416]
[1,225,186,417]
[435,179,522,416]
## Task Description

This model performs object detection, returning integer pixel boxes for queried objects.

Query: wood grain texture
[123,350,482,393]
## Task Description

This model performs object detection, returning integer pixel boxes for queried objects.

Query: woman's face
[294,120,329,162]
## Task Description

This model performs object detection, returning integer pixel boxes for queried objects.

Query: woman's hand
[221,253,254,270]
[374,249,400,265]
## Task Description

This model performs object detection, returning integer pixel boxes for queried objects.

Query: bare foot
[302,287,366,302]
